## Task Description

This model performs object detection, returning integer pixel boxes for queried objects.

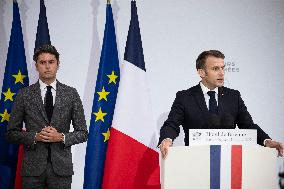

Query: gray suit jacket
[6,81,88,176]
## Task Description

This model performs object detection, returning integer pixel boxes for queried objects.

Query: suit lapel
[193,85,210,128]
[51,81,63,125]
[193,85,208,113]
[32,82,49,123]
[218,87,225,115]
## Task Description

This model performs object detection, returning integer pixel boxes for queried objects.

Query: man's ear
[35,62,38,71]
[198,68,205,78]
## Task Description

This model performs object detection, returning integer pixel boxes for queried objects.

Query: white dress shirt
[39,79,57,105]
[199,81,218,109]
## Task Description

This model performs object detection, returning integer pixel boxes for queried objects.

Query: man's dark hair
[33,44,60,62]
[196,50,225,70]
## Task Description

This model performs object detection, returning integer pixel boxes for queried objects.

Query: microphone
[221,114,235,129]
[207,113,221,129]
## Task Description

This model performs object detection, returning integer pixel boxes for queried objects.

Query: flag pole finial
[107,0,111,4]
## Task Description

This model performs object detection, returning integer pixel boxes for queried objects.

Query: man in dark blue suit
[159,50,283,158]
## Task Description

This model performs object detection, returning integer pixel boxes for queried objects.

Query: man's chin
[43,75,54,78]
[216,82,224,87]
[41,76,56,81]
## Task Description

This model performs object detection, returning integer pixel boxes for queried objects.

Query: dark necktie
[45,86,53,162]
[45,86,53,123]
[207,91,218,114]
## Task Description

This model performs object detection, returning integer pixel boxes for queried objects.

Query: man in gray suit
[7,45,88,189]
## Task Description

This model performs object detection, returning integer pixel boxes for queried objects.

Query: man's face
[198,56,225,90]
[35,53,59,83]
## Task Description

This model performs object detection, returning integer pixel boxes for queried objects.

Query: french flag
[162,145,277,189]
[102,1,160,189]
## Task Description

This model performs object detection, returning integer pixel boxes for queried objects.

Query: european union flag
[83,2,120,189]
[0,1,29,189]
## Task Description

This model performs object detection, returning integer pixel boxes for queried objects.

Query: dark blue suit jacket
[159,84,270,146]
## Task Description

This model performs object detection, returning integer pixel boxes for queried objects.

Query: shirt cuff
[158,138,173,148]
[61,133,65,144]
[34,132,37,144]
[264,139,272,146]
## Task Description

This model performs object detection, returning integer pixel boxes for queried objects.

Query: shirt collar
[199,81,218,95]
[39,79,57,91]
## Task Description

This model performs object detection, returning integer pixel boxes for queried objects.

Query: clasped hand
[35,126,62,143]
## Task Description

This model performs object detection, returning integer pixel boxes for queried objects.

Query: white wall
[1,0,284,188]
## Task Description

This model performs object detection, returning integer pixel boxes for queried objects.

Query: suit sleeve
[158,91,185,145]
[64,88,88,148]
[6,89,36,146]
[235,91,270,145]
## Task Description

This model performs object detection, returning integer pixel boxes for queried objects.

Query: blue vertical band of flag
[210,145,221,189]
[35,0,51,50]
[83,3,120,189]
[0,1,29,189]
[124,1,145,71]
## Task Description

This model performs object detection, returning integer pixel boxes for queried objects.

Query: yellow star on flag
[12,70,27,84]
[107,71,118,84]
[97,86,110,101]
[93,107,107,122]
[0,109,10,122]
[102,129,110,142]
[2,88,16,102]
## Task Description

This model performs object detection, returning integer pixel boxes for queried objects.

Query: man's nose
[45,63,50,69]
